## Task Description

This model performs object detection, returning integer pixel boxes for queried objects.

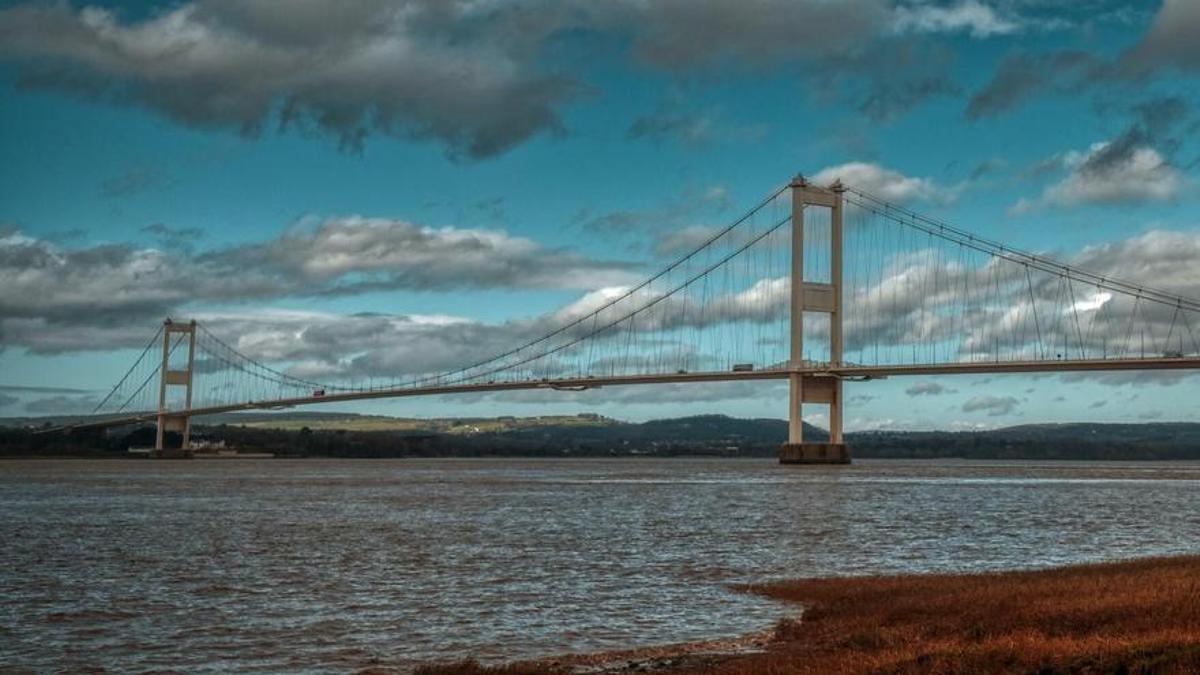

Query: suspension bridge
[52,176,1200,462]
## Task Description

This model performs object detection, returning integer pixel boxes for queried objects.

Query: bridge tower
[780,176,848,464]
[155,318,196,458]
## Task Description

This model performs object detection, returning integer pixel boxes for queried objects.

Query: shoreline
[412,555,1200,674]
[7,451,1200,461]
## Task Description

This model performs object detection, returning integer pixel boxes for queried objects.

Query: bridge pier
[781,176,849,465]
[780,374,848,464]
[779,441,849,464]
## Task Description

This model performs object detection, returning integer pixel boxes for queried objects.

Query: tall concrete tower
[779,176,848,464]
[155,318,196,457]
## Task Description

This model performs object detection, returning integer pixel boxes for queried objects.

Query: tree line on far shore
[3,414,1200,461]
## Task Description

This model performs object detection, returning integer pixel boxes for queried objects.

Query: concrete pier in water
[779,443,850,465]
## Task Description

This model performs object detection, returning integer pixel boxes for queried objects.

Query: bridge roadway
[53,355,1200,432]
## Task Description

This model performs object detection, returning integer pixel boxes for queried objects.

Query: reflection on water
[2,458,1198,671]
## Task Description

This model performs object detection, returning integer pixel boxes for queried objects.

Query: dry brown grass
[721,555,1200,674]
[410,556,1200,674]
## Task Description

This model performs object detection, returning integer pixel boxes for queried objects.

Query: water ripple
[1,457,1198,671]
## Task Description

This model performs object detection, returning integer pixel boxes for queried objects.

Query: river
[2,457,1198,671]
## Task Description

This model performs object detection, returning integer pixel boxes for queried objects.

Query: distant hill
[848,422,1200,460]
[3,411,1199,460]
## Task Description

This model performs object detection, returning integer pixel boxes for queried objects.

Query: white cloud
[1010,140,1185,214]
[811,162,954,204]
[0,218,638,353]
[227,215,637,291]
[176,227,1200,393]
[0,2,576,159]
[1069,291,1113,314]
[0,0,893,158]
[892,1,1021,38]
[905,381,952,396]
[962,394,1020,416]
[1071,230,1200,298]
[828,228,1200,366]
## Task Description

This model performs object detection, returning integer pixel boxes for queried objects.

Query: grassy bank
[413,555,1200,674]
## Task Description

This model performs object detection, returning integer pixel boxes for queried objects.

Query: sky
[1,0,1199,429]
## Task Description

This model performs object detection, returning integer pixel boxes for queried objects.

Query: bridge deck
[50,356,1200,432]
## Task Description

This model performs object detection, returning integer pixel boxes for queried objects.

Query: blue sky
[1,0,1199,428]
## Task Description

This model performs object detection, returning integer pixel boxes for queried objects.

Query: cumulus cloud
[191,309,530,382]
[0,0,1047,158]
[892,0,1020,38]
[4,258,788,379]
[0,218,637,353]
[184,227,1200,389]
[1010,141,1184,214]
[905,381,954,396]
[64,248,797,389]
[221,216,637,291]
[962,394,1019,416]
[0,0,893,158]
[6,194,1197,402]
[1,188,793,374]
[13,227,1196,409]
[185,291,771,388]
[811,162,954,204]
[0,1,578,159]
[826,254,1024,356]
[1119,0,1200,74]
[829,227,1200,367]
[1010,97,1191,214]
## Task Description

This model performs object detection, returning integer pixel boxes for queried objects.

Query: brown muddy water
[2,458,1199,671]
